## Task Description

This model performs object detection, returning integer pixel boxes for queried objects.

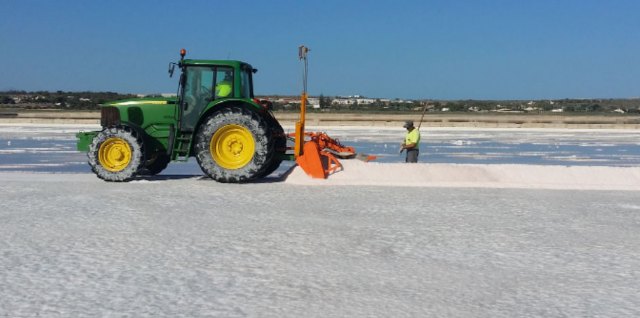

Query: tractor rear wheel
[88,126,143,182]
[194,106,275,183]
[257,113,286,178]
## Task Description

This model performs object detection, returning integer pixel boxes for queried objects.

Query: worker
[400,120,420,163]
[215,72,233,98]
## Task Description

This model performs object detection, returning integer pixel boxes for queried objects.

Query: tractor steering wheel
[198,85,212,102]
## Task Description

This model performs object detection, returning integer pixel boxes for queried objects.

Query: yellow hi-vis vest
[405,129,420,150]
[216,81,232,98]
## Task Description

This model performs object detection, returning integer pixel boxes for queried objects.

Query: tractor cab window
[240,67,253,98]
[182,66,214,131]
[214,68,234,99]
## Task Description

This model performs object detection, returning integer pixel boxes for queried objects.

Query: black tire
[139,152,170,176]
[256,113,286,178]
[88,126,144,182]
[194,106,275,183]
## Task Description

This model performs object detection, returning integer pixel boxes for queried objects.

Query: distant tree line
[269,96,640,114]
[0,91,137,110]
[2,91,639,114]
[269,95,424,113]
[431,99,640,113]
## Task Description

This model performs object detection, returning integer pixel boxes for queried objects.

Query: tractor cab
[171,53,258,132]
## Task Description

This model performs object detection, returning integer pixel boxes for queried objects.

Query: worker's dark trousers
[406,149,419,163]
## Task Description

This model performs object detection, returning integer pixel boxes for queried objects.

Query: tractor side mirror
[170,48,187,78]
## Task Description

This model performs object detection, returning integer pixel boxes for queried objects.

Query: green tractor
[77,49,287,182]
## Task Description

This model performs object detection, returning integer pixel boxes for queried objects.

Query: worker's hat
[403,121,414,128]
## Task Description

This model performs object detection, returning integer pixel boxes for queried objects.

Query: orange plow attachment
[296,137,343,179]
[291,131,376,179]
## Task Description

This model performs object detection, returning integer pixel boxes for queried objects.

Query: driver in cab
[215,72,233,98]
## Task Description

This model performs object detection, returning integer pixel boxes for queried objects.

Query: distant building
[356,98,375,105]
[332,98,356,106]
[331,95,386,106]
[307,98,320,109]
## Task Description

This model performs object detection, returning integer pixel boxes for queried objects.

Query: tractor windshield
[240,66,253,98]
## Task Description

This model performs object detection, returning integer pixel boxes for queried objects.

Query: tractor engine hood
[105,96,177,106]
[99,96,179,128]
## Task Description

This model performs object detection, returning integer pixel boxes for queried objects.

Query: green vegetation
[0,91,138,110]
[268,96,640,114]
[2,91,640,114]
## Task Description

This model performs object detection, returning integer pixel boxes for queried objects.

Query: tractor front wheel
[88,126,144,182]
[194,106,274,183]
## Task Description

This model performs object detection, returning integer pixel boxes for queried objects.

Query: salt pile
[285,160,640,190]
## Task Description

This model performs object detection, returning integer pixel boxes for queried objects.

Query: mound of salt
[285,160,640,190]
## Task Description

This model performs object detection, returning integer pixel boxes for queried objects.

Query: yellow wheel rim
[98,137,132,172]
[210,124,255,169]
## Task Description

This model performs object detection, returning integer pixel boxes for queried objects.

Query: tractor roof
[182,59,252,68]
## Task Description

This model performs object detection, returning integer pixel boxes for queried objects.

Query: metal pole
[294,45,310,158]
[417,104,428,129]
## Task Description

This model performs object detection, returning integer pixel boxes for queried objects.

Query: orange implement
[295,140,341,179]
[306,132,355,159]
[293,132,355,179]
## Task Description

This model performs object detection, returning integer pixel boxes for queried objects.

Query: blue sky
[1,0,639,100]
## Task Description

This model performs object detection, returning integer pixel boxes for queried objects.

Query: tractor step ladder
[173,133,192,161]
